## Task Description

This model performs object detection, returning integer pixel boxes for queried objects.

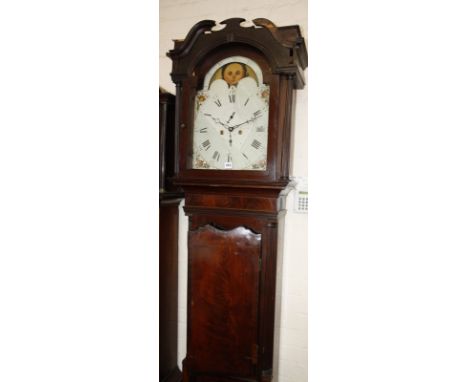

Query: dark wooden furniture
[159,89,183,382]
[167,18,307,382]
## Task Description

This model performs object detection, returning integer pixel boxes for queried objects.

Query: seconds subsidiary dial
[193,56,269,170]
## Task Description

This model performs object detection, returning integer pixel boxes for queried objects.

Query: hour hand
[226,112,236,124]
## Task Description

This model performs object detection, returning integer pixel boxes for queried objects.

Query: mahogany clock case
[166,18,307,382]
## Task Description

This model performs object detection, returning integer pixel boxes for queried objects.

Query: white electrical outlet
[293,177,308,213]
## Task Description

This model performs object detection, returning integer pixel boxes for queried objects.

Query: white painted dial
[193,56,269,170]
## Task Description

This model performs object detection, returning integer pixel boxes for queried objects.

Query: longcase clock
[167,18,307,382]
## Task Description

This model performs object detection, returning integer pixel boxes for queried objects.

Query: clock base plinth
[182,359,272,382]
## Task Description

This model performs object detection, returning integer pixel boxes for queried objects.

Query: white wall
[159,1,308,381]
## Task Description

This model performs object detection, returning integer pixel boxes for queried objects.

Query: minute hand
[228,114,262,131]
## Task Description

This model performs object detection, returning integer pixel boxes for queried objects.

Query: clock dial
[193,56,269,170]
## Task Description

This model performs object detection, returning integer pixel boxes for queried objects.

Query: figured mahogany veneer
[189,225,261,376]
